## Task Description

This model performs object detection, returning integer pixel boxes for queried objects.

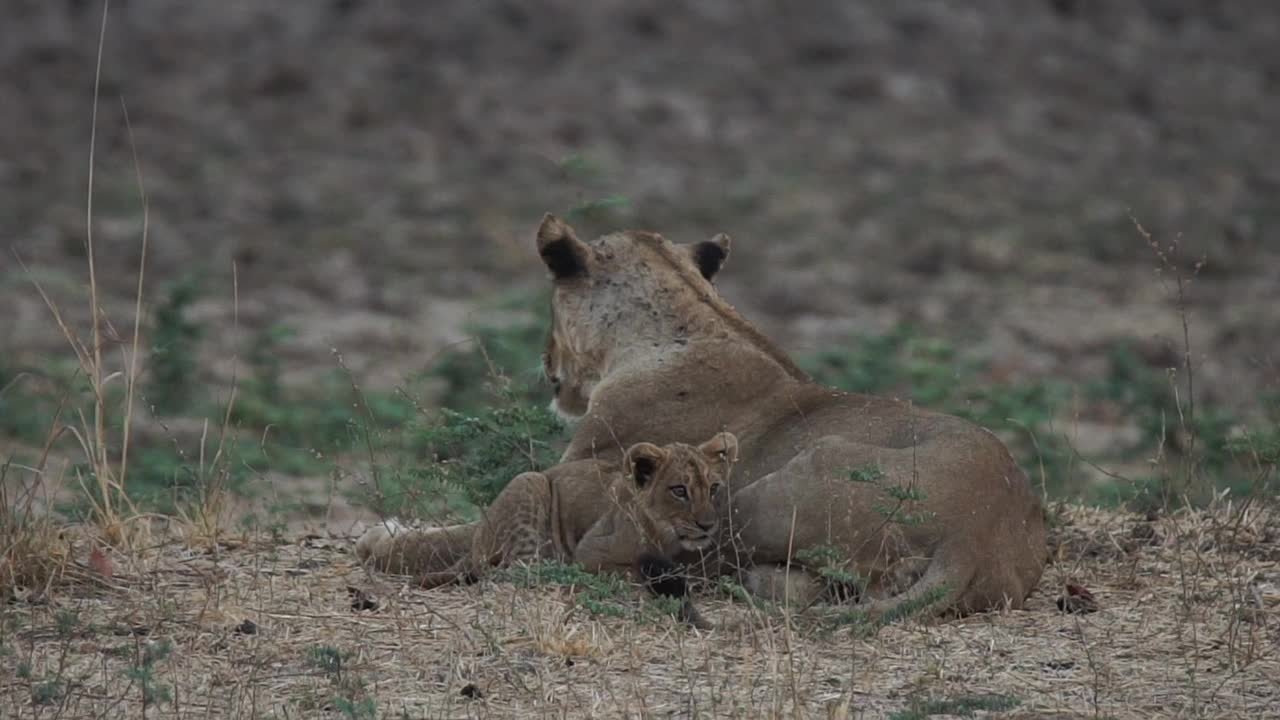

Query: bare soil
[2,6,1279,716]
[3,504,1278,718]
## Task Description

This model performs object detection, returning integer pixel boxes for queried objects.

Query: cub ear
[688,233,731,281]
[698,432,739,465]
[625,442,668,488]
[536,213,590,280]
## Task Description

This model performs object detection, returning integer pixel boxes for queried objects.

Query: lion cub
[357,433,737,592]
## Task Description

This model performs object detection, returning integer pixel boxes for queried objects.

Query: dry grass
[1,502,1276,719]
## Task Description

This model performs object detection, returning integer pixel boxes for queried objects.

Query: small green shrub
[498,559,682,621]
[306,645,348,677]
[795,545,867,590]
[31,679,64,706]
[0,360,58,444]
[148,276,202,414]
[428,290,552,413]
[124,638,174,705]
[368,381,565,521]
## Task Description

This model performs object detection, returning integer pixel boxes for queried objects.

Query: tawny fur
[535,214,1047,617]
[363,214,1046,619]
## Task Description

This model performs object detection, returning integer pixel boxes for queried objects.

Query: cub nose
[696,519,717,532]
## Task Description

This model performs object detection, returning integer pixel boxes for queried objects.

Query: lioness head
[537,213,731,419]
[626,432,738,553]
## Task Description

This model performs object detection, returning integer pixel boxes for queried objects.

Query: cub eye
[710,483,722,497]
[670,485,689,500]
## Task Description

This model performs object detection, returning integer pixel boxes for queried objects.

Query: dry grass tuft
[0,501,1275,718]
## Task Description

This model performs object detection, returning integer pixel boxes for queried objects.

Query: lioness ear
[626,442,668,488]
[689,233,731,281]
[698,432,739,464]
[536,213,590,280]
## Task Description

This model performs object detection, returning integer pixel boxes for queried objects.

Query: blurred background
[2,1,1278,527]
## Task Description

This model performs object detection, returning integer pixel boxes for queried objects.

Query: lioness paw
[354,518,407,562]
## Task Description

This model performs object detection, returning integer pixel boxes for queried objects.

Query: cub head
[537,213,731,419]
[624,432,739,554]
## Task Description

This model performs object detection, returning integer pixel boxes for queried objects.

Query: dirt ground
[3,504,1278,718]
[3,6,1280,717]
[2,1,1278,409]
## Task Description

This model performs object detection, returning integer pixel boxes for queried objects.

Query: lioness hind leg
[857,549,974,623]
[738,564,827,608]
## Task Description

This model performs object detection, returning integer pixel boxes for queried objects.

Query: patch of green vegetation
[0,359,60,444]
[231,369,416,463]
[567,194,630,224]
[1089,344,1238,469]
[499,560,632,618]
[428,290,552,413]
[801,325,1278,506]
[800,325,1078,495]
[1086,345,1279,507]
[794,545,867,591]
[53,609,79,638]
[888,693,1021,720]
[400,387,564,509]
[31,679,64,706]
[124,638,173,706]
[306,644,376,718]
[498,559,682,622]
[306,645,348,676]
[822,583,951,636]
[717,577,758,605]
[848,463,885,483]
[148,276,202,414]
[357,289,568,519]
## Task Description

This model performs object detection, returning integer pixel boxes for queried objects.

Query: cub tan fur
[356,433,737,588]
[536,213,1047,618]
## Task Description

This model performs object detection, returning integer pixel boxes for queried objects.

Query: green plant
[498,559,684,621]
[794,545,867,591]
[370,381,565,521]
[245,323,296,404]
[306,645,348,677]
[428,290,552,413]
[848,463,885,483]
[822,583,951,636]
[306,645,375,718]
[54,609,80,638]
[799,325,1082,496]
[334,696,378,720]
[148,276,202,414]
[31,679,64,706]
[499,560,632,618]
[231,370,415,460]
[0,359,59,443]
[124,638,174,706]
[1087,343,1279,506]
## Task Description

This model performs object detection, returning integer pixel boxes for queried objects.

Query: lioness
[364,214,1047,619]
[357,433,737,591]
[533,214,1047,618]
